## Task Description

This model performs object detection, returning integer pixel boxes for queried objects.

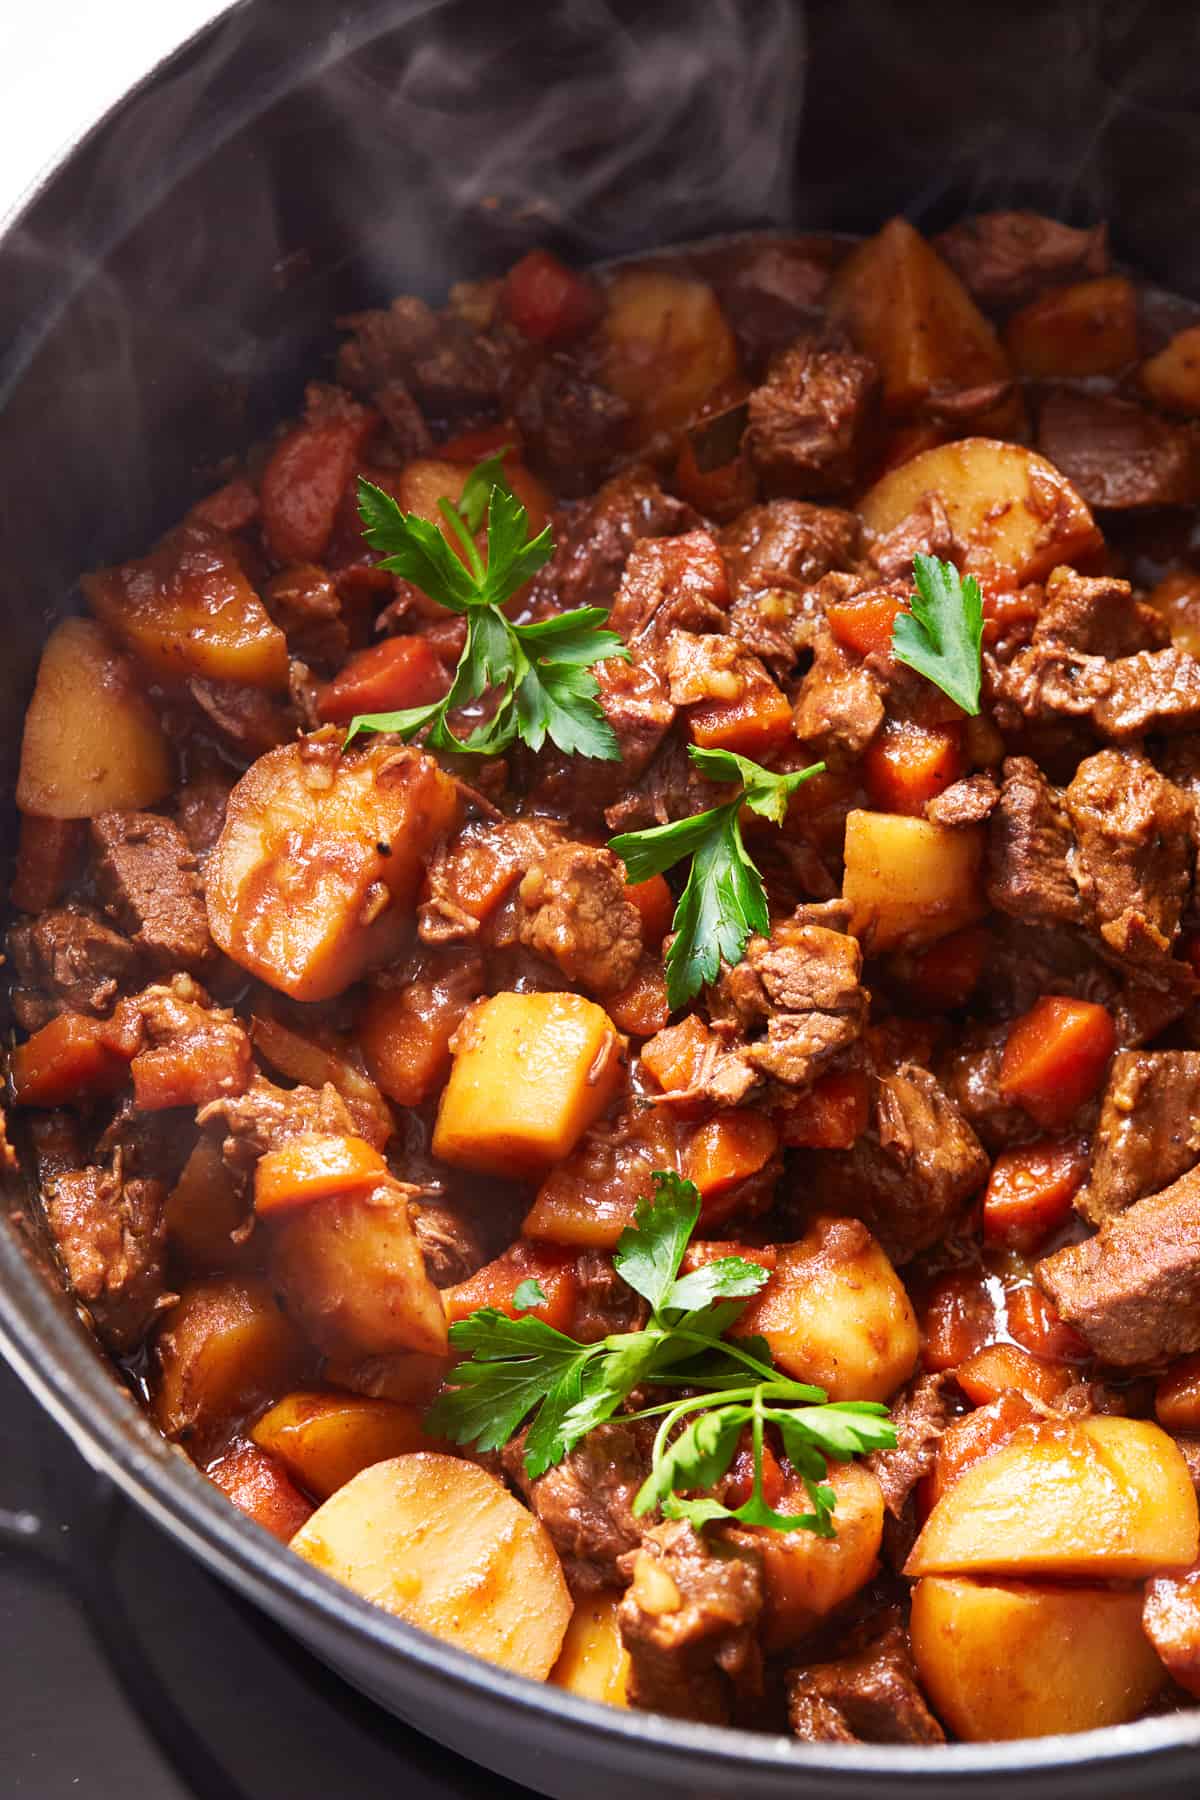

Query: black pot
[3,3,1200,1793]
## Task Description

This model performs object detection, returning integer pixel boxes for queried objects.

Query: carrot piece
[503,250,602,345]
[927,1393,1041,1509]
[686,1111,778,1223]
[900,926,989,1011]
[438,421,522,463]
[9,1013,132,1108]
[641,1014,714,1093]
[130,1030,255,1113]
[260,407,378,564]
[954,1341,1074,1409]
[9,814,84,913]
[826,590,907,659]
[672,437,756,521]
[687,677,794,757]
[1156,1354,1200,1432]
[606,960,670,1039]
[442,1242,579,1334]
[206,1440,314,1542]
[1006,1284,1088,1363]
[998,996,1116,1130]
[983,1139,1089,1252]
[921,1270,1000,1372]
[316,636,448,725]
[254,1134,389,1215]
[725,1436,785,1509]
[623,872,675,948]
[775,1067,870,1150]
[863,718,965,816]
[358,964,483,1109]
[679,1239,779,1275]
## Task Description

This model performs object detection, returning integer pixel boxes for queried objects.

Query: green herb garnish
[426,1173,894,1535]
[346,453,629,758]
[890,552,983,715]
[608,747,824,1010]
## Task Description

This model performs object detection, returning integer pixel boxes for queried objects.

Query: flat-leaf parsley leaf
[890,551,983,715]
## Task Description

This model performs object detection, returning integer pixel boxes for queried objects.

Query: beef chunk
[607,531,731,657]
[512,355,631,495]
[419,817,562,945]
[706,238,830,368]
[802,1064,989,1263]
[793,624,886,756]
[263,564,348,670]
[542,468,699,613]
[618,1521,763,1723]
[604,733,738,836]
[1078,1052,1200,1226]
[713,906,867,1091]
[868,1373,956,1518]
[1034,566,1167,660]
[1038,388,1197,510]
[1037,1163,1200,1365]
[570,1250,650,1343]
[934,211,1108,313]
[372,377,433,459]
[115,975,254,1111]
[44,1162,169,1352]
[1064,748,1193,960]
[173,768,233,859]
[517,843,643,996]
[8,908,139,1028]
[745,337,878,496]
[90,811,211,971]
[722,499,860,595]
[593,656,676,784]
[787,1622,944,1745]
[409,1202,483,1287]
[189,676,296,759]
[939,1028,1040,1153]
[868,493,959,581]
[925,771,998,828]
[336,295,503,420]
[198,1076,357,1174]
[1144,1565,1200,1699]
[1095,648,1200,739]
[504,1421,650,1591]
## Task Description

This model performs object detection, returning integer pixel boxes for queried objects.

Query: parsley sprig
[891,552,983,715]
[426,1173,894,1535]
[608,747,824,1010]
[346,452,629,758]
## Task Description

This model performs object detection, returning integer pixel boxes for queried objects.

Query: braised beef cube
[867,1372,957,1518]
[1033,567,1168,660]
[709,238,831,368]
[1064,747,1193,960]
[1077,1052,1200,1225]
[504,1420,651,1591]
[535,467,700,614]
[8,907,139,1024]
[721,499,861,594]
[618,1520,763,1723]
[173,768,233,858]
[792,624,886,757]
[512,355,631,495]
[516,843,643,997]
[745,337,879,496]
[263,564,349,670]
[89,811,211,971]
[925,772,998,829]
[607,530,730,655]
[1037,388,1197,510]
[198,1076,358,1175]
[713,906,867,1091]
[987,757,1086,929]
[44,1163,168,1352]
[934,211,1108,313]
[939,1029,1041,1154]
[787,1622,944,1744]
[409,1201,483,1288]
[868,493,958,581]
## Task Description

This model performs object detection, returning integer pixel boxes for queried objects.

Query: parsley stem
[662,1326,817,1391]
[437,497,487,584]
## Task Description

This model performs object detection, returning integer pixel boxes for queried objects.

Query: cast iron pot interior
[3,2,1200,1793]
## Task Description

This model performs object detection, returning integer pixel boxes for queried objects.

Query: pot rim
[2,3,1200,1786]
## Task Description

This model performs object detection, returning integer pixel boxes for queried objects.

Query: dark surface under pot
[7,1,1200,1796]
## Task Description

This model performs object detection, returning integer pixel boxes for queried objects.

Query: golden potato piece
[251,1390,439,1499]
[732,1216,918,1402]
[842,810,985,952]
[858,436,1100,584]
[164,1135,250,1271]
[1146,569,1200,657]
[1141,324,1200,415]
[206,739,461,1001]
[290,1453,571,1680]
[550,1591,629,1706]
[17,618,172,818]
[433,991,625,1178]
[733,1461,884,1652]
[907,1416,1199,1580]
[153,1275,307,1443]
[912,1576,1165,1740]
[601,269,738,441]
[1004,275,1138,379]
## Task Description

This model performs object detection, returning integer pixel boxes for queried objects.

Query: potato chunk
[858,437,1100,584]
[17,618,172,817]
[733,1461,884,1652]
[270,1178,449,1360]
[290,1453,571,1679]
[906,1417,1199,1580]
[731,1216,918,1402]
[827,218,1010,418]
[842,810,985,952]
[432,992,625,1177]
[1003,275,1138,378]
[82,520,288,689]
[206,739,461,1001]
[911,1576,1164,1741]
[601,269,738,441]
[550,1591,630,1705]
[251,1390,438,1499]
[1140,324,1200,415]
[153,1275,307,1442]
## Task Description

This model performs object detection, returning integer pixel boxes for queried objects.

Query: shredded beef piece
[96,1097,196,1189]
[198,1076,357,1175]
[1038,388,1197,510]
[8,907,139,1029]
[409,1202,483,1287]
[604,733,737,836]
[745,337,878,496]
[869,493,959,580]
[1035,566,1168,659]
[263,564,348,670]
[801,1064,989,1263]
[607,531,731,659]
[787,1622,944,1745]
[44,1162,169,1352]
[925,772,999,828]
[1037,1162,1200,1365]
[1064,747,1193,960]
[90,811,212,972]
[336,294,503,420]
[571,1250,650,1343]
[512,354,631,495]
[987,757,1085,928]
[713,907,867,1090]
[504,1421,651,1591]
[113,975,254,1110]
[1078,1051,1200,1225]
[793,623,886,756]
[934,211,1108,313]
[517,843,642,996]
[618,1521,764,1723]
[540,468,699,614]
[173,769,233,859]
[868,1372,956,1518]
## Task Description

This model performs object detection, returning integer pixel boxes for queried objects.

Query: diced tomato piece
[899,926,988,1012]
[863,717,965,815]
[260,408,378,564]
[725,1436,785,1510]
[503,250,602,345]
[443,1241,579,1334]
[255,1135,389,1215]
[206,1440,314,1542]
[921,1268,1001,1371]
[10,1013,132,1109]
[998,996,1116,1130]
[607,961,670,1039]
[927,1392,1040,1509]
[954,1340,1073,1408]
[641,1014,714,1094]
[316,636,449,725]
[775,1067,870,1150]
[983,1139,1089,1252]
[687,674,794,757]
[1156,1354,1200,1432]
[686,1111,778,1225]
[826,589,907,659]
[1005,1283,1088,1363]
[672,437,757,522]
[623,872,675,947]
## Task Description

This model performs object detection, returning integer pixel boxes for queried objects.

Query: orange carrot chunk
[10,1013,132,1109]
[863,718,964,816]
[826,590,907,659]
[983,1139,1089,1252]
[775,1067,870,1150]
[255,1134,389,1216]
[316,636,449,725]
[998,996,1116,1129]
[442,1242,579,1335]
